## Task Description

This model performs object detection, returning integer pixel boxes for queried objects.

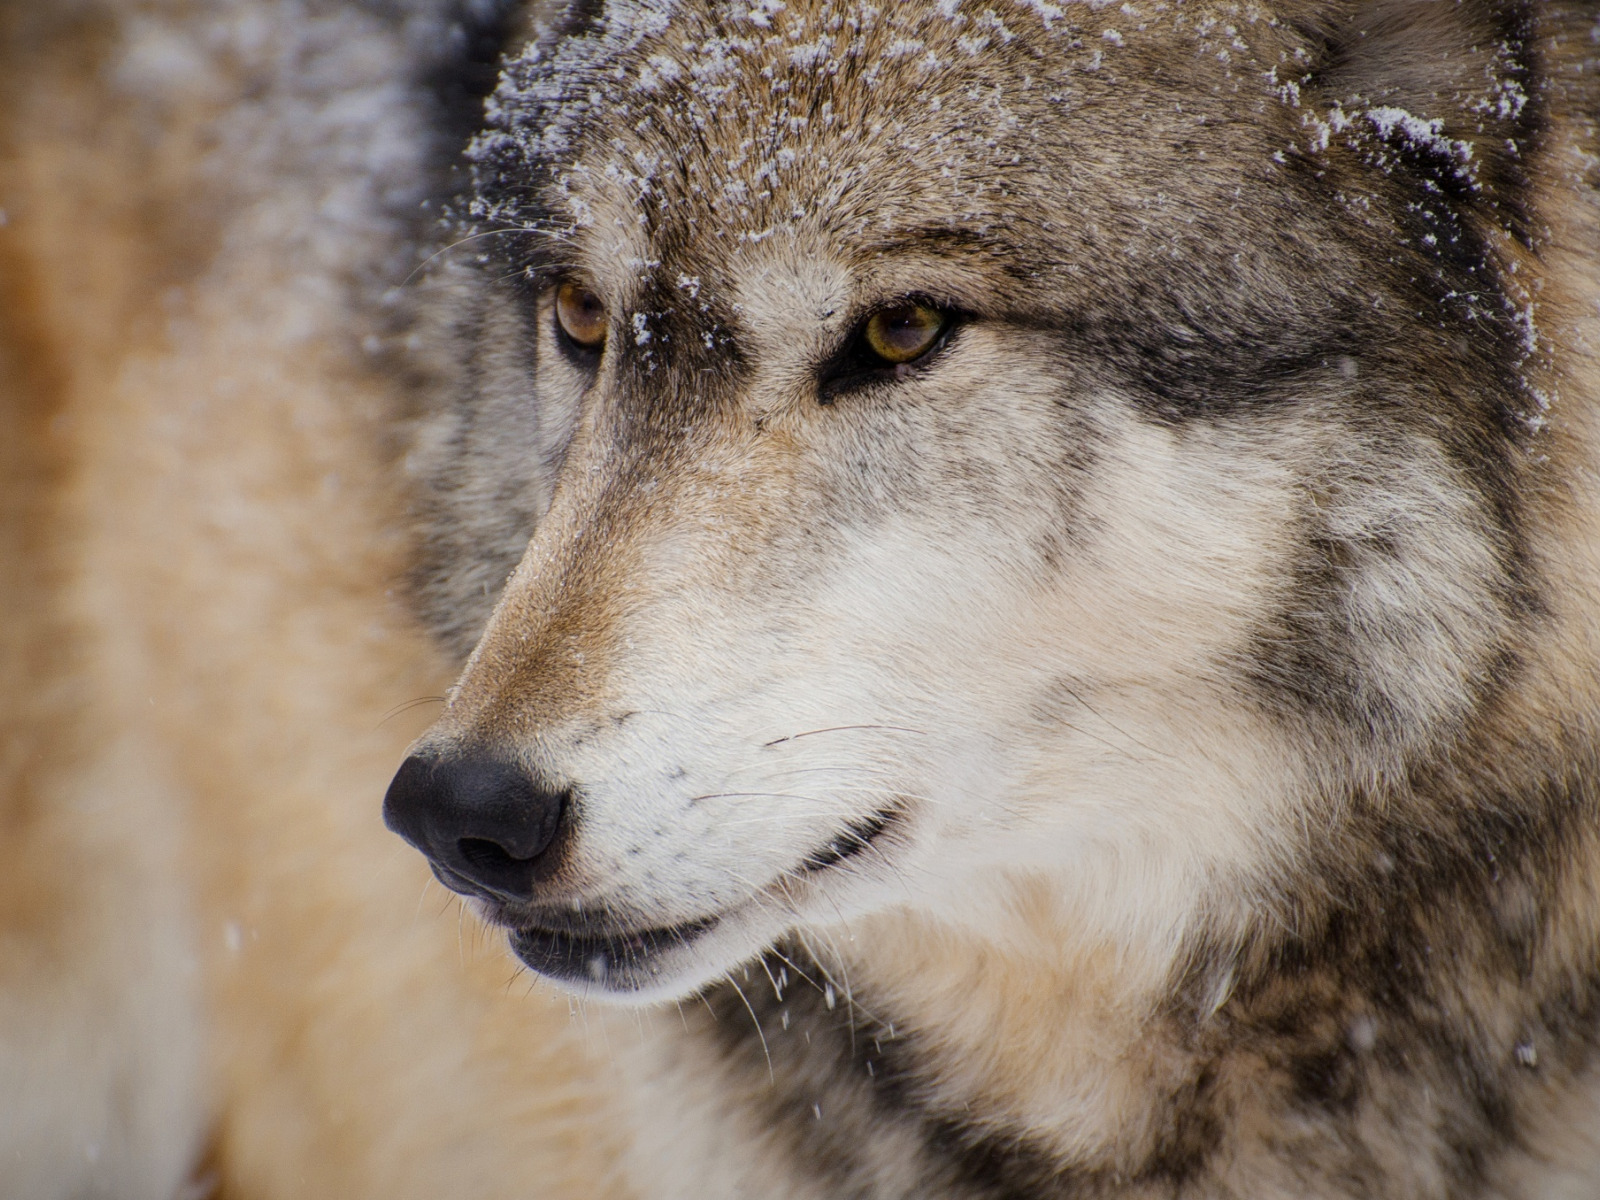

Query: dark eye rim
[551,280,607,367]
[817,297,964,403]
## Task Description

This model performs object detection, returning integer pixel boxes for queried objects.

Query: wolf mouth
[508,914,722,986]
[501,810,903,990]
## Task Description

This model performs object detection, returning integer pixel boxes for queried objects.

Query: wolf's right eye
[555,282,607,352]
[862,303,945,364]
[818,299,957,401]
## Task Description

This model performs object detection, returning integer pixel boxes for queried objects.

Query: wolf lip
[508,915,719,987]
[800,807,898,873]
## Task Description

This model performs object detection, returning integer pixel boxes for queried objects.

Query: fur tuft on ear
[1293,0,1542,246]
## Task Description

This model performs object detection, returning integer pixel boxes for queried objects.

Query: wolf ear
[1298,0,1541,243]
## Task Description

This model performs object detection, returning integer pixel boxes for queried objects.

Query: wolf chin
[6,0,1600,1196]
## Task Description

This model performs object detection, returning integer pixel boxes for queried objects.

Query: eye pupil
[556,281,607,351]
[863,304,944,365]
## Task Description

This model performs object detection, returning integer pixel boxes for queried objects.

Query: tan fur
[1,4,619,1197]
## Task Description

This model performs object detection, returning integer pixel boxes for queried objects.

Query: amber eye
[862,303,946,365]
[555,281,607,351]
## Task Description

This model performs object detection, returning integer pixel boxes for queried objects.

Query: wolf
[4,0,1600,1196]
[384,0,1600,1195]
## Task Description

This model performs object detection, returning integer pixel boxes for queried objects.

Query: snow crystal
[1015,0,1066,29]
[975,10,1017,42]
[634,52,685,91]
[1473,77,1528,123]
[743,0,786,27]
[787,36,833,68]
[1346,1015,1378,1053]
[1268,67,1301,108]
[1514,303,1538,356]
[1365,107,1459,157]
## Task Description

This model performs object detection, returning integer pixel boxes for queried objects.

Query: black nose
[382,753,567,903]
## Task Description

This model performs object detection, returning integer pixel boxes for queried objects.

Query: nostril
[383,751,568,903]
[454,835,543,900]
[458,837,536,874]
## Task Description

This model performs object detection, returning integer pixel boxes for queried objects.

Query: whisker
[401,225,541,287]
[1047,680,1171,761]
[788,927,852,1019]
[768,944,824,995]
[414,875,439,926]
[688,789,862,805]
[378,695,446,728]
[763,724,927,748]
[724,971,775,1084]
[759,956,786,1003]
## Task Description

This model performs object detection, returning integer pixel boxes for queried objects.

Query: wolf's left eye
[555,282,608,352]
[862,303,945,364]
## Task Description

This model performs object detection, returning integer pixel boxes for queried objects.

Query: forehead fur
[471,0,1316,283]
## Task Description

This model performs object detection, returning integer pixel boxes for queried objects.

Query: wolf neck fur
[677,720,1600,1193]
[838,898,1198,1168]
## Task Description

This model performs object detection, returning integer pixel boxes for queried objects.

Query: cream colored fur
[1,3,616,1196]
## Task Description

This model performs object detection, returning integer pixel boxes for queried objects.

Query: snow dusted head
[392,0,1550,1002]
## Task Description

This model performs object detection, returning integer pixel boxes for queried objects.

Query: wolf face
[388,0,1546,1005]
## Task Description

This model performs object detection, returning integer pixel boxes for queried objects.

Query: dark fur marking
[404,276,547,657]
[694,947,1225,1199]
[1236,291,1539,737]
[1274,0,1551,448]
[1203,744,1600,1191]
[1098,312,1367,423]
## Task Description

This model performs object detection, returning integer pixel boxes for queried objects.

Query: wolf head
[387,0,1553,1001]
